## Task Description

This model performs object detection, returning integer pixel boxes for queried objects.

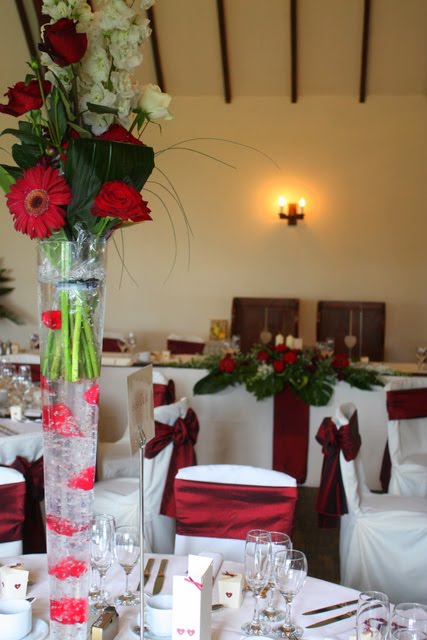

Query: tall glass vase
[37,237,107,640]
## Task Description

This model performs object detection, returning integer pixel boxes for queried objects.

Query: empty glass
[114,526,140,607]
[391,603,427,640]
[273,549,307,639]
[91,514,116,610]
[259,531,292,622]
[416,347,427,371]
[357,591,390,640]
[241,529,272,636]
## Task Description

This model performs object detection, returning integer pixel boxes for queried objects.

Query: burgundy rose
[275,344,288,353]
[273,360,285,373]
[332,353,350,369]
[257,350,269,363]
[39,19,87,67]
[284,351,297,365]
[98,124,144,146]
[91,181,152,223]
[219,354,236,373]
[0,79,51,117]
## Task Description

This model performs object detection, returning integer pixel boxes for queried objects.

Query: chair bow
[315,414,361,528]
[0,471,26,545]
[145,408,199,517]
[10,456,46,553]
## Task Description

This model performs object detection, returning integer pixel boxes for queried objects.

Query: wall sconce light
[278,197,306,225]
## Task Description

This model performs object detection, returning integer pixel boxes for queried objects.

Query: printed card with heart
[218,571,244,608]
[0,565,29,599]
[172,554,213,640]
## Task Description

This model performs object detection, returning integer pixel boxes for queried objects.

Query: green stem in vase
[60,244,73,381]
[50,329,62,380]
[81,330,94,379]
[71,294,83,382]
[41,329,55,378]
[82,304,99,378]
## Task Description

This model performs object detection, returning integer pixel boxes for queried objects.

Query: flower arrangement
[193,344,384,405]
[0,0,172,380]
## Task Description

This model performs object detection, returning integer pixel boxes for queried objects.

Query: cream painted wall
[1,4,426,362]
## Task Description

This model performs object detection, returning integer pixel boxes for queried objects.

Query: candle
[275,333,285,346]
[285,335,294,348]
[293,338,303,350]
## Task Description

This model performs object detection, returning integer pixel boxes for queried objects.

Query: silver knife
[305,608,357,628]
[303,599,358,615]
[144,557,155,586]
[152,559,168,595]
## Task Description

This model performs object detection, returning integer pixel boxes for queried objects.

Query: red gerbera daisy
[6,164,72,240]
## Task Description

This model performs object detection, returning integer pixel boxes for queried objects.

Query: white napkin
[198,552,223,582]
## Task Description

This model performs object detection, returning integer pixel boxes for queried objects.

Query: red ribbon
[175,479,297,539]
[153,380,176,408]
[0,476,26,544]
[380,387,427,491]
[315,412,361,528]
[185,576,203,590]
[10,456,46,553]
[273,385,310,484]
[145,408,199,517]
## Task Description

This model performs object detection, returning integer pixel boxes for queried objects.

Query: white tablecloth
[1,553,360,640]
[0,419,43,465]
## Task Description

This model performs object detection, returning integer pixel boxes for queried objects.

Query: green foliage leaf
[1,164,23,181]
[193,371,238,395]
[0,165,15,192]
[1,121,44,147]
[12,142,41,169]
[87,102,119,115]
[48,87,68,142]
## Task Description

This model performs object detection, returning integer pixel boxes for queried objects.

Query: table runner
[273,385,310,483]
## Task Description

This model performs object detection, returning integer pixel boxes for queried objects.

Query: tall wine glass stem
[124,569,131,596]
[283,596,293,629]
[252,594,262,628]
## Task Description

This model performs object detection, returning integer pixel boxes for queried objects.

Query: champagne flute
[357,591,390,640]
[260,531,292,622]
[241,529,272,636]
[273,549,307,639]
[114,526,141,607]
[91,514,115,610]
[391,603,427,640]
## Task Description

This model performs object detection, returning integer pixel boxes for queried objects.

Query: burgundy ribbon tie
[185,576,203,590]
[9,456,46,553]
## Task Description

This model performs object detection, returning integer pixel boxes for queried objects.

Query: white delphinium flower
[137,84,173,121]
[42,0,92,21]
[79,82,116,134]
[80,44,110,84]
[109,26,143,70]
[40,53,74,91]
[116,96,132,126]
[111,70,137,100]
[141,0,155,9]
[135,15,152,43]
[97,0,135,32]
[255,363,274,380]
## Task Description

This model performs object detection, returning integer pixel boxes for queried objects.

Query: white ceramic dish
[22,618,49,640]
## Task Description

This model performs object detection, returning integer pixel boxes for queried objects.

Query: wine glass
[259,532,292,622]
[357,591,390,640]
[416,347,427,371]
[114,526,141,607]
[391,603,427,640]
[273,549,307,639]
[241,529,272,636]
[91,514,116,610]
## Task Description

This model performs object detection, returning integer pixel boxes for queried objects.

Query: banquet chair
[174,464,298,562]
[166,334,205,355]
[96,371,176,481]
[0,466,26,557]
[94,397,199,553]
[382,377,427,497]
[335,403,427,604]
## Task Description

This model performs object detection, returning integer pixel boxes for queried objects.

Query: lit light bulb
[278,196,286,213]
[298,198,306,213]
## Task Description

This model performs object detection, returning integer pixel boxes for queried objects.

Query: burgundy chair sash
[0,477,26,544]
[174,479,297,539]
[380,386,427,491]
[10,456,46,554]
[273,385,310,484]
[145,408,199,518]
[153,380,176,408]
[315,413,361,529]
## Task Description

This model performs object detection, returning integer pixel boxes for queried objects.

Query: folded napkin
[197,552,223,582]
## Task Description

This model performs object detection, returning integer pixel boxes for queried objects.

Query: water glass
[114,526,140,607]
[356,591,390,640]
[391,603,427,640]
[91,514,116,610]
[259,531,292,622]
[273,549,307,639]
[241,529,272,636]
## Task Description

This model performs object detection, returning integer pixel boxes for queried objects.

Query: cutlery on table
[305,608,357,628]
[152,559,168,595]
[144,557,155,586]
[303,599,358,615]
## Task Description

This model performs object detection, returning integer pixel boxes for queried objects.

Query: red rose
[39,18,87,67]
[273,360,285,373]
[276,344,288,353]
[284,351,298,365]
[219,354,236,373]
[0,79,51,117]
[332,353,350,369]
[91,181,152,223]
[98,124,144,146]
[257,350,269,363]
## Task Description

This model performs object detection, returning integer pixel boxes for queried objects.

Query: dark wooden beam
[359,0,371,103]
[216,0,232,103]
[290,0,298,103]
[147,6,165,91]
[15,0,39,60]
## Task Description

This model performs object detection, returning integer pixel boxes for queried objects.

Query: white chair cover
[97,371,171,481]
[337,402,427,604]
[93,398,189,553]
[0,466,25,557]
[385,377,427,497]
[174,464,297,562]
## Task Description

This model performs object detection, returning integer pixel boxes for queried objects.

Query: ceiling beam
[359,0,371,103]
[290,0,298,103]
[147,6,166,92]
[216,0,232,103]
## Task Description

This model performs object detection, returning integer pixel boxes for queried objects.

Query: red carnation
[257,350,269,363]
[98,124,144,145]
[91,180,152,223]
[332,353,350,369]
[284,351,298,365]
[39,18,87,67]
[6,164,71,240]
[219,354,236,373]
[0,79,51,117]
[273,360,285,373]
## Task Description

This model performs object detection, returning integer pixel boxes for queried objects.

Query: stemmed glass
[114,526,141,607]
[259,532,292,622]
[391,603,427,640]
[241,529,272,636]
[356,591,390,640]
[91,514,116,610]
[416,347,427,371]
[273,549,307,639]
